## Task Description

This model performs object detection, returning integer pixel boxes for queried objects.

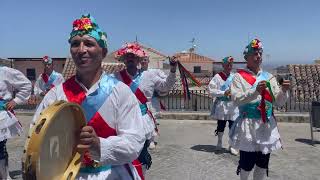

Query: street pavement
[6,115,320,180]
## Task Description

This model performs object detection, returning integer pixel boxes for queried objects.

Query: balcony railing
[161,89,318,112]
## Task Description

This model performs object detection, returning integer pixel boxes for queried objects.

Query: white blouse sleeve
[269,75,289,107]
[7,68,32,105]
[56,74,65,85]
[33,76,44,96]
[208,75,225,97]
[154,72,176,92]
[97,83,145,165]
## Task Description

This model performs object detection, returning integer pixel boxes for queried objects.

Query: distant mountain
[262,63,278,72]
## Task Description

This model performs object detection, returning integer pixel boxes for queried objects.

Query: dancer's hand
[6,100,17,111]
[168,56,178,72]
[256,81,267,94]
[77,126,100,154]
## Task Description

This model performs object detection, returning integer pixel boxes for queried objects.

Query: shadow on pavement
[295,138,320,145]
[190,144,229,154]
[9,170,22,179]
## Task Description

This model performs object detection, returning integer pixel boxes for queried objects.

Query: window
[193,66,201,73]
[26,68,36,80]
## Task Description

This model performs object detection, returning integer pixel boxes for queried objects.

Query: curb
[159,112,310,123]
[15,111,35,116]
[15,111,310,123]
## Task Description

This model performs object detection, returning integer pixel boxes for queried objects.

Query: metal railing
[161,89,319,112]
[162,90,212,111]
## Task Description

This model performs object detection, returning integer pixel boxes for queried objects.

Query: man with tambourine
[30,14,146,179]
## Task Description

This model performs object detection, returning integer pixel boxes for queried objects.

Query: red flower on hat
[73,17,93,31]
[251,39,262,49]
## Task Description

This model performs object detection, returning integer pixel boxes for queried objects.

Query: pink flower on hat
[42,56,52,64]
[115,43,147,59]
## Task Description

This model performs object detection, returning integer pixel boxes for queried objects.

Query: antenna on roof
[135,35,138,43]
[188,38,196,53]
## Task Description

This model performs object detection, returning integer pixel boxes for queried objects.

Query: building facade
[8,57,66,82]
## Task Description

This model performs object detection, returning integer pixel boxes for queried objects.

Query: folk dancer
[33,56,64,97]
[31,14,146,180]
[114,43,177,172]
[229,39,290,180]
[0,66,31,179]
[208,56,239,155]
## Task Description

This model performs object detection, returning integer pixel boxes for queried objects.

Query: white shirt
[114,69,176,139]
[230,68,288,107]
[31,72,145,180]
[0,66,31,141]
[229,68,289,154]
[148,69,168,117]
[208,72,239,121]
[0,66,32,104]
[33,70,64,96]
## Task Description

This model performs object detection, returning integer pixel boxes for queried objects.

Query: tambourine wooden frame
[23,101,86,180]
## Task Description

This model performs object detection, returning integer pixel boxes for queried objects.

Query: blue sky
[1,0,319,65]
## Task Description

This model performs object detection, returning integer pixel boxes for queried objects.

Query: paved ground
[6,115,320,180]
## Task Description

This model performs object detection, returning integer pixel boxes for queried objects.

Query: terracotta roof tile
[174,52,214,63]
[62,58,126,79]
[287,64,320,102]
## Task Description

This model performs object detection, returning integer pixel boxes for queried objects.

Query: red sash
[41,73,49,83]
[41,73,55,91]
[119,70,147,104]
[119,70,158,133]
[63,76,144,179]
[237,69,273,123]
[218,72,228,81]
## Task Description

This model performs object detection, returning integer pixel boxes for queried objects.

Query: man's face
[122,53,140,69]
[222,61,233,73]
[69,35,107,73]
[246,50,262,70]
[43,63,53,73]
[140,58,149,70]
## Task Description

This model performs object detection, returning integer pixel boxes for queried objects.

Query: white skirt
[210,100,239,121]
[0,111,23,142]
[229,115,282,154]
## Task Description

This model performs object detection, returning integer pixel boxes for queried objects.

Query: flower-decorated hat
[42,56,52,64]
[222,56,234,64]
[243,38,263,56]
[69,14,107,49]
[115,43,147,60]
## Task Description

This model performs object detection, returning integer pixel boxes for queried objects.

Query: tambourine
[22,101,86,180]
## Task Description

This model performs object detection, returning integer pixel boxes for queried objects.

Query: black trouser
[138,140,152,170]
[237,151,270,175]
[0,140,8,165]
[215,120,233,135]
